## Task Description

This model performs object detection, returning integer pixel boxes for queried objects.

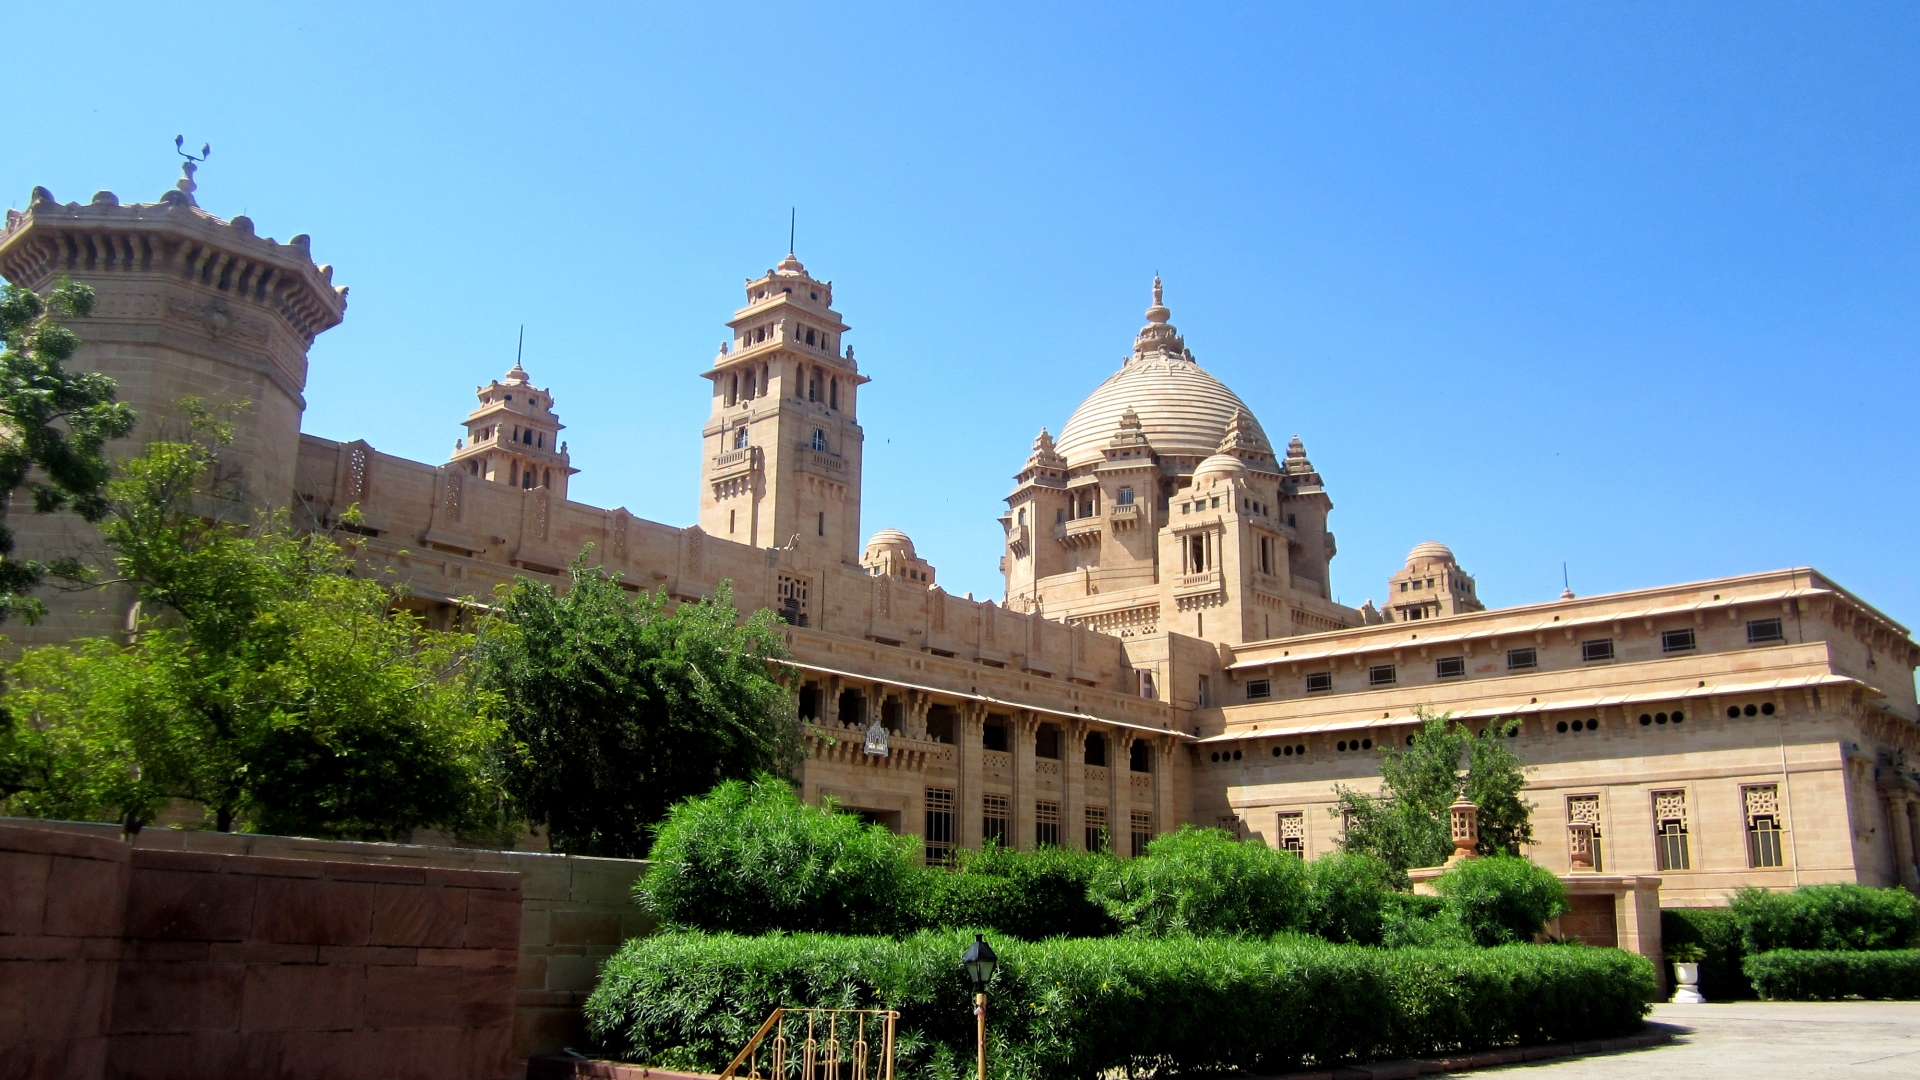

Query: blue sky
[6,3,1918,629]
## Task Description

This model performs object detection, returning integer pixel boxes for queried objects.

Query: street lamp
[960,933,999,1080]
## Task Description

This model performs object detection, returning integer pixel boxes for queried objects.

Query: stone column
[1888,793,1920,890]
[1011,712,1038,851]
[1063,720,1088,851]
[1154,737,1177,838]
[1114,731,1137,858]
[958,704,985,851]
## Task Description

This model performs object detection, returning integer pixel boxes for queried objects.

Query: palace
[4,172,1918,907]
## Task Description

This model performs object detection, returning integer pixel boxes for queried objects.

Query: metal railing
[719,1008,899,1080]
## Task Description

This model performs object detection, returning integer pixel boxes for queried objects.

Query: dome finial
[1145,275,1170,325]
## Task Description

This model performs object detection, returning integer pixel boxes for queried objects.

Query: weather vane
[173,135,211,200]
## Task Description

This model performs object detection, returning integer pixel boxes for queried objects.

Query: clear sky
[6,3,1918,631]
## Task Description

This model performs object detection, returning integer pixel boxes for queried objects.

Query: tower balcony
[1053,517,1102,550]
[793,445,847,478]
[1108,502,1142,529]
[710,445,762,482]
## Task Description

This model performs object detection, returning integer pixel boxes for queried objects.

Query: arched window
[544,469,552,487]
[808,369,819,402]
[1017,508,1026,526]
[743,370,756,398]
[805,328,816,346]
[830,377,839,410]
[727,374,738,406]
[522,472,533,489]
[811,429,827,452]
[733,426,750,449]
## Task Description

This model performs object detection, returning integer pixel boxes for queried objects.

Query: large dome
[1054,356,1270,469]
[1052,278,1272,470]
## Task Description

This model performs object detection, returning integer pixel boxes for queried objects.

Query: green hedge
[917,844,1117,939]
[1743,949,1920,1001]
[1729,884,1920,953]
[1661,907,1753,1001]
[585,930,1657,1080]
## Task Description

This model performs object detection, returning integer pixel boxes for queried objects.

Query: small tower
[1387,541,1484,622]
[699,252,867,561]
[448,362,576,499]
[861,529,936,586]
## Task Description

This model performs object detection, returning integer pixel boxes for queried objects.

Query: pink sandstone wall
[0,826,129,1079]
[0,823,524,1080]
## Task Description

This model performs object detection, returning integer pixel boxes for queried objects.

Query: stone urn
[1670,961,1704,1004]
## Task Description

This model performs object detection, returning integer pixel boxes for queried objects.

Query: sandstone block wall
[6,819,655,1071]
[0,822,533,1080]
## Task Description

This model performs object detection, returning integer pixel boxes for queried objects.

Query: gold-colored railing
[718,1008,899,1080]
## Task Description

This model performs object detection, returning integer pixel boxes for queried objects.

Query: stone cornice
[0,187,347,344]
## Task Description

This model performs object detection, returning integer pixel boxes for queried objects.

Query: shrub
[586,930,1657,1080]
[1305,851,1399,944]
[1380,892,1472,949]
[1432,856,1567,946]
[1743,949,1920,1001]
[1730,884,1920,953]
[917,843,1118,939]
[637,775,919,934]
[1092,826,1309,936]
[1661,907,1752,1000]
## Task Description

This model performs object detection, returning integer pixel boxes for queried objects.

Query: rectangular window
[1661,628,1696,654]
[924,788,955,865]
[1197,675,1210,708]
[1306,672,1333,693]
[1581,638,1615,663]
[1368,663,1396,686]
[1747,618,1785,644]
[1035,800,1061,848]
[1085,805,1109,852]
[1568,795,1603,872]
[1245,678,1272,700]
[1276,811,1304,855]
[1436,656,1465,678]
[1653,790,1690,871]
[1130,811,1154,857]
[1507,647,1537,670]
[982,794,1010,847]
[982,721,1008,752]
[776,574,810,628]
[1744,784,1784,868]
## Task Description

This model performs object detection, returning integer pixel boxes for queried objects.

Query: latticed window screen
[1085,805,1109,852]
[982,794,1010,847]
[1277,811,1305,854]
[1568,795,1603,871]
[776,574,810,627]
[1130,810,1154,857]
[1035,800,1061,848]
[1744,784,1785,868]
[924,787,955,865]
[1653,790,1690,871]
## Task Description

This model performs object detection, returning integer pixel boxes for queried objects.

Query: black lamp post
[960,933,999,1080]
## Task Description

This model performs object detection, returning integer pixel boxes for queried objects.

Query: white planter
[1671,961,1704,1004]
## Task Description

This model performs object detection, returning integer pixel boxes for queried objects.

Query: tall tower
[448,362,576,499]
[0,172,345,647]
[699,253,866,563]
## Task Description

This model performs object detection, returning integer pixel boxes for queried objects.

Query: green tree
[475,555,802,857]
[0,277,137,623]
[1332,710,1534,875]
[0,410,503,838]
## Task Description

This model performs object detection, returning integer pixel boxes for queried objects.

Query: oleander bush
[1092,825,1311,936]
[584,930,1657,1080]
[1303,851,1400,945]
[637,775,920,934]
[1432,856,1568,946]
[1729,884,1920,954]
[1661,907,1753,1000]
[914,843,1118,940]
[1742,949,1920,1001]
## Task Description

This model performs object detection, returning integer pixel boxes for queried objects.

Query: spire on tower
[1131,276,1188,363]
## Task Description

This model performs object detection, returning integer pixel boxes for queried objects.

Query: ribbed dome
[1407,541,1455,567]
[865,528,915,558]
[1054,356,1270,469]
[1192,453,1250,487]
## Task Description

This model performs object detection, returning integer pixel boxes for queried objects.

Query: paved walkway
[1477,1002,1920,1079]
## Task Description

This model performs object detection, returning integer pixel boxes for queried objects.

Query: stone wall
[0,826,129,1078]
[2,820,655,1075]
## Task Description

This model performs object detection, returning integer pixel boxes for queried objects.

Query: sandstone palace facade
[4,174,1918,906]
